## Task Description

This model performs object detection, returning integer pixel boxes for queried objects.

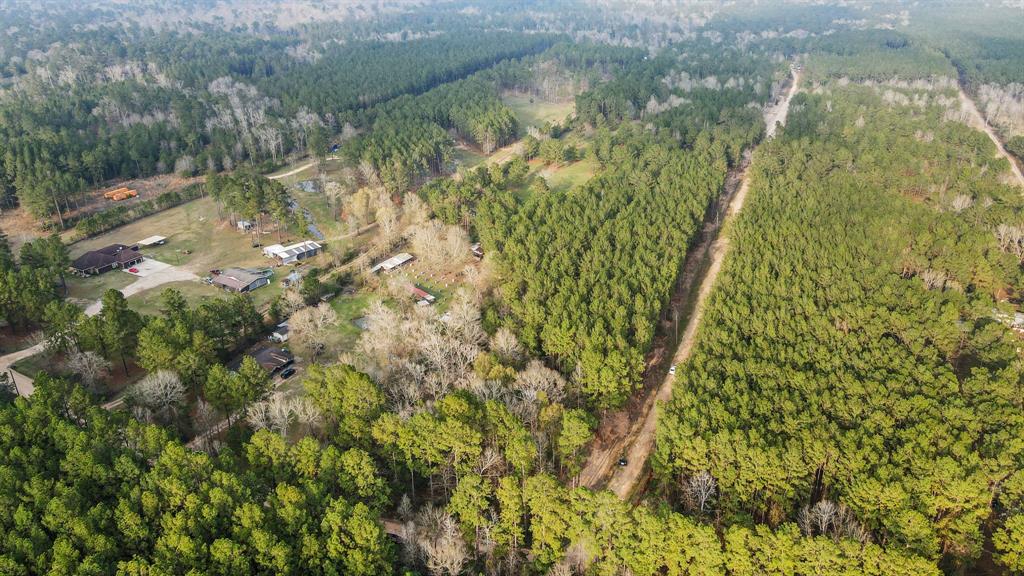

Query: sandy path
[579,68,801,499]
[957,87,1024,188]
[268,161,315,180]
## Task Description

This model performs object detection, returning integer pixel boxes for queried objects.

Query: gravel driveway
[85,260,198,315]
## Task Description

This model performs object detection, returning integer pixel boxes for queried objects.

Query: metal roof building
[137,235,167,247]
[370,252,414,273]
[212,267,270,293]
[264,240,322,264]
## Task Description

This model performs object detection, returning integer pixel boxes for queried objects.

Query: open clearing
[502,93,575,128]
[540,157,599,193]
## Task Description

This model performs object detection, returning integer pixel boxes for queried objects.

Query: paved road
[957,87,1024,188]
[1,342,45,397]
[579,68,802,499]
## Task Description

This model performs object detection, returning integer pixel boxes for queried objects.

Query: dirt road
[957,87,1024,188]
[579,68,801,499]
[268,161,315,181]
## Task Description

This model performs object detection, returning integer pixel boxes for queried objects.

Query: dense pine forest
[2,1,1024,575]
[656,45,1024,573]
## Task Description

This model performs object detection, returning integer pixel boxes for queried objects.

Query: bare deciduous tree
[64,350,110,393]
[247,400,273,432]
[376,193,400,241]
[443,292,486,346]
[414,506,469,576]
[420,331,479,388]
[266,393,294,436]
[130,370,186,422]
[193,398,219,432]
[798,500,839,537]
[995,223,1024,263]
[687,470,717,514]
[920,268,948,290]
[950,194,973,213]
[290,303,340,360]
[490,327,524,365]
[359,159,381,186]
[513,360,567,404]
[403,194,431,226]
[798,499,870,543]
[291,396,322,435]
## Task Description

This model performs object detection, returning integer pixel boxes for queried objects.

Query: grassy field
[12,349,55,379]
[68,196,336,311]
[454,146,487,170]
[543,156,600,193]
[126,280,217,316]
[329,291,373,350]
[502,93,575,129]
[65,272,135,303]
[70,197,283,273]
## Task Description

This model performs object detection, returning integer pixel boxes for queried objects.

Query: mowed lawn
[502,93,575,129]
[329,291,373,351]
[70,197,284,273]
[65,271,135,303]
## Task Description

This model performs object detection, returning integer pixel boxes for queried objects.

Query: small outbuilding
[71,244,144,276]
[410,285,436,305]
[270,322,290,343]
[371,252,414,274]
[211,267,271,293]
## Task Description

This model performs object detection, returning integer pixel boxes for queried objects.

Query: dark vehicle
[280,367,297,379]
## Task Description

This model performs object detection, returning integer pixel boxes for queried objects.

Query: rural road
[268,161,315,180]
[957,87,1024,188]
[579,67,801,499]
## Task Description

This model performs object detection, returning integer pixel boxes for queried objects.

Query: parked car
[279,367,297,379]
[669,364,677,376]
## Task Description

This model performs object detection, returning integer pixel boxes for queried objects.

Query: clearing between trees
[579,67,802,499]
